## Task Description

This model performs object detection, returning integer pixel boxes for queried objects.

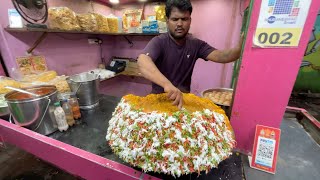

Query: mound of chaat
[106,93,236,177]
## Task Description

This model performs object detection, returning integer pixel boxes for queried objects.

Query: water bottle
[62,99,75,126]
[68,95,81,120]
[53,102,68,132]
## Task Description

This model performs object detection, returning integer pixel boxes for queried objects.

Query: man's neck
[169,33,186,46]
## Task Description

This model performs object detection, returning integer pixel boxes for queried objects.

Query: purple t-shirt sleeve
[197,39,216,61]
[141,36,162,62]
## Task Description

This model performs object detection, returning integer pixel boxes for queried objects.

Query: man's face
[167,7,191,40]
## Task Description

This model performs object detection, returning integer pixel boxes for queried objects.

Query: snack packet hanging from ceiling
[16,56,47,75]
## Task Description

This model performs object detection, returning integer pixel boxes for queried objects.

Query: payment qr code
[257,141,273,159]
[255,137,276,167]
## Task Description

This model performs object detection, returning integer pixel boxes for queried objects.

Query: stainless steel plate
[201,88,234,107]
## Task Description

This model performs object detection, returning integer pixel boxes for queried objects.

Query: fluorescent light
[138,0,148,2]
[109,0,119,4]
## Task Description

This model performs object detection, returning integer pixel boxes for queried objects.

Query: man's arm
[137,54,183,109]
[206,34,244,63]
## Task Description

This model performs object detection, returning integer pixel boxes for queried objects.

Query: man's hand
[137,55,183,109]
[236,33,245,53]
[164,83,183,109]
[206,33,244,63]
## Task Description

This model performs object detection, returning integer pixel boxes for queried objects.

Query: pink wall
[231,0,320,153]
[244,0,251,8]
[0,63,5,76]
[190,0,242,94]
[0,23,15,77]
[0,0,114,77]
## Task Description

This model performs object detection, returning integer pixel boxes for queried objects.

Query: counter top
[49,95,126,164]
[49,94,243,180]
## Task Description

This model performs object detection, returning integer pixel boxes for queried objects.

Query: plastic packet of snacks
[21,71,57,83]
[154,5,166,22]
[122,9,143,33]
[20,82,37,88]
[77,13,98,32]
[48,7,81,31]
[48,76,71,93]
[92,13,110,33]
[0,76,21,94]
[106,14,119,33]
[21,75,71,93]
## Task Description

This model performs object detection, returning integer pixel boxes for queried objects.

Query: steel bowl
[201,88,234,107]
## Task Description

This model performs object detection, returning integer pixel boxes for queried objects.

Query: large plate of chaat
[106,93,236,177]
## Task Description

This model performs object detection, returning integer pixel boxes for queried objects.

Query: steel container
[67,73,100,109]
[5,85,58,135]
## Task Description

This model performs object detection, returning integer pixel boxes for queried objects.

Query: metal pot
[5,85,59,135]
[67,72,100,109]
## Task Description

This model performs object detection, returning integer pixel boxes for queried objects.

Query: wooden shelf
[4,27,161,36]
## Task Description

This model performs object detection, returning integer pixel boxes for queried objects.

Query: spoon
[5,86,40,97]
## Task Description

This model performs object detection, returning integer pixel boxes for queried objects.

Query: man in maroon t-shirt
[138,0,243,109]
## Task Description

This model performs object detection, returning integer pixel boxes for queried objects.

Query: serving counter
[0,95,242,180]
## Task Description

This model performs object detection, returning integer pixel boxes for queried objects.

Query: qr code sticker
[257,141,273,159]
[255,137,276,167]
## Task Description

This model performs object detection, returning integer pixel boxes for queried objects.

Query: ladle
[5,86,40,97]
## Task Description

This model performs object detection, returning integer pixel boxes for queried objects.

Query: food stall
[0,0,320,179]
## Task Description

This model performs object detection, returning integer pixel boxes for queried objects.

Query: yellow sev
[123,93,226,114]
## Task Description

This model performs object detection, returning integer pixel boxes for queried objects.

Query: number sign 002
[254,28,301,47]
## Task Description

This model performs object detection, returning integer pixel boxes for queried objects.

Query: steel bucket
[5,85,59,135]
[67,73,100,109]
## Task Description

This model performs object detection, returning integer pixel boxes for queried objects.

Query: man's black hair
[165,0,193,18]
